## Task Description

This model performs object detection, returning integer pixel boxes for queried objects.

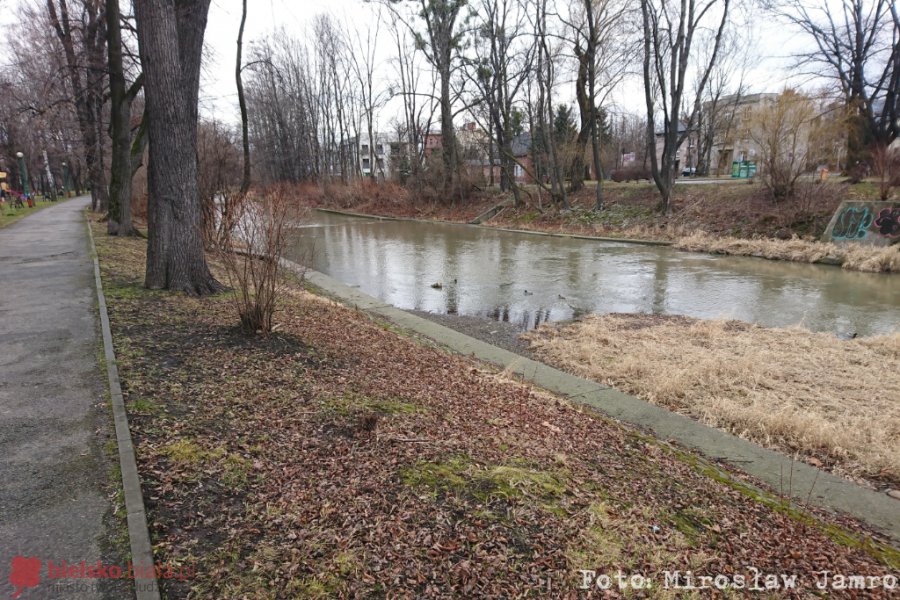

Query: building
[509,133,534,183]
[359,133,415,179]
[423,132,443,159]
[654,123,700,176]
[703,92,779,175]
[357,133,390,178]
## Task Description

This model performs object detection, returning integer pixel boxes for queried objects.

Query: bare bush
[610,167,651,182]
[198,119,243,246]
[748,90,841,201]
[871,143,900,200]
[219,190,288,335]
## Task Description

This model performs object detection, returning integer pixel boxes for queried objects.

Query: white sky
[0,0,825,127]
[199,0,814,126]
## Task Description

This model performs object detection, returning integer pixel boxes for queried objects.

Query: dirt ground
[92,222,899,598]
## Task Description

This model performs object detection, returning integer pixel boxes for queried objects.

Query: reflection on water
[285,211,900,336]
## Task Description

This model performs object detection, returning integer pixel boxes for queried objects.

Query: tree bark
[107,0,141,235]
[236,0,251,194]
[569,44,590,193]
[135,0,221,295]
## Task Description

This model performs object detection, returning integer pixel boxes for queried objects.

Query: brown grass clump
[674,231,900,273]
[841,243,900,273]
[524,314,900,488]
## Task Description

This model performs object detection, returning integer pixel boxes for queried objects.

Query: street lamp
[62,162,69,198]
[16,151,30,198]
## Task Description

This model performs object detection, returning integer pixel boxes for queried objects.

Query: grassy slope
[0,199,60,228]
[92,222,898,598]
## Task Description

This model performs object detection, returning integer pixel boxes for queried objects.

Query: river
[285,211,900,337]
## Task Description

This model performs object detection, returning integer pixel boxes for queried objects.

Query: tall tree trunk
[135,0,221,295]
[107,0,141,235]
[569,45,590,193]
[236,0,251,194]
[586,6,603,211]
[439,65,458,198]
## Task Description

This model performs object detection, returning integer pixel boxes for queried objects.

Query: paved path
[0,198,124,599]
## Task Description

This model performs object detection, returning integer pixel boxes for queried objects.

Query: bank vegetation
[524,314,900,490]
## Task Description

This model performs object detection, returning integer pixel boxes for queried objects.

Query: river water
[286,211,900,337]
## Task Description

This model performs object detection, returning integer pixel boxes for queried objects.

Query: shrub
[219,189,288,335]
[871,143,900,200]
[610,167,651,182]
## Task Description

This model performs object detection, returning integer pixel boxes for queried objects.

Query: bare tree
[640,0,731,213]
[134,0,221,294]
[748,89,832,199]
[563,0,634,209]
[389,0,468,196]
[197,118,242,245]
[243,24,363,185]
[692,28,749,176]
[45,0,109,211]
[350,14,390,181]
[236,0,251,194]
[387,16,440,188]
[464,0,534,206]
[775,0,899,167]
[1,4,84,198]
[532,0,569,208]
[107,0,143,235]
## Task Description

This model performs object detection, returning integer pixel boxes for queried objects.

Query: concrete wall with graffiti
[823,201,900,246]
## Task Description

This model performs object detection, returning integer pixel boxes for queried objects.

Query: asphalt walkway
[0,197,124,599]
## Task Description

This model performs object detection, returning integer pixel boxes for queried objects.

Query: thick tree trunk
[569,46,590,193]
[107,0,140,235]
[135,0,221,295]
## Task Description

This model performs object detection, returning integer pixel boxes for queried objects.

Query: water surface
[286,211,900,337]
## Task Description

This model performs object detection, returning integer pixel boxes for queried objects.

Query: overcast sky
[198,0,815,127]
[0,0,823,127]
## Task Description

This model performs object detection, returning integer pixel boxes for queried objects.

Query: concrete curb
[313,207,675,247]
[86,218,160,600]
[288,262,900,546]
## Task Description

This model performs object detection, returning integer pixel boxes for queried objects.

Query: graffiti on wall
[873,207,900,238]
[831,206,874,240]
[825,202,900,245]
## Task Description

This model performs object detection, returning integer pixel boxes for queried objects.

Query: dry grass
[524,314,900,488]
[674,231,900,273]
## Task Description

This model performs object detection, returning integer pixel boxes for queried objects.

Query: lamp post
[16,151,30,198]
[62,162,69,198]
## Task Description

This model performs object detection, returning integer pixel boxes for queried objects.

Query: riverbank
[523,313,900,492]
[91,219,898,597]
[295,180,899,273]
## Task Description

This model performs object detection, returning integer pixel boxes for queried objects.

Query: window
[376,144,384,155]
[361,144,369,154]
[362,158,370,170]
